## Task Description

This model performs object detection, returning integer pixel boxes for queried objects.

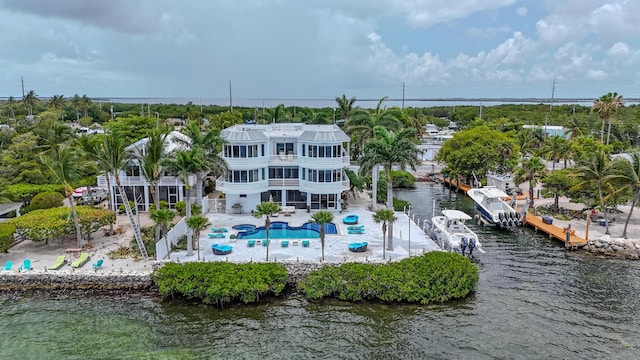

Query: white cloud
[588,69,607,80]
[607,42,629,57]
[516,7,528,16]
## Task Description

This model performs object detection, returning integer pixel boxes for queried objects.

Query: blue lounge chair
[348,242,368,252]
[208,233,226,238]
[247,240,256,247]
[4,261,12,271]
[347,225,364,230]
[210,227,229,233]
[281,240,289,248]
[19,259,31,271]
[211,244,233,255]
[343,214,359,225]
[93,259,104,271]
[348,229,365,234]
[302,240,310,248]
[262,239,270,247]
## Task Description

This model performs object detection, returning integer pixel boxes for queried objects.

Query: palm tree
[149,208,176,259]
[335,94,358,125]
[187,215,210,260]
[165,148,206,256]
[70,94,82,122]
[81,95,92,118]
[6,96,16,118]
[592,92,623,145]
[571,149,612,235]
[253,202,281,261]
[301,108,330,124]
[176,121,228,207]
[347,96,402,156]
[309,210,333,261]
[37,122,76,154]
[137,127,170,243]
[539,135,568,170]
[606,152,640,238]
[23,90,38,117]
[358,126,420,250]
[515,128,539,159]
[48,95,66,120]
[39,145,83,247]
[514,156,547,208]
[95,130,144,250]
[372,208,397,259]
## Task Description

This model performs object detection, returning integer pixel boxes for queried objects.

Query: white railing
[156,217,188,260]
[268,179,299,187]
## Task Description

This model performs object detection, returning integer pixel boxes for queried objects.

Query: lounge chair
[211,244,233,255]
[19,259,31,271]
[348,242,368,252]
[302,240,310,248]
[48,256,67,270]
[343,214,359,225]
[348,229,365,234]
[71,253,90,268]
[208,233,226,238]
[347,225,365,230]
[247,240,256,247]
[93,259,104,271]
[262,239,270,247]
[281,240,289,248]
[4,261,12,271]
[210,227,229,233]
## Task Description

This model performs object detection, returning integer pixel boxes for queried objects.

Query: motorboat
[467,186,522,229]
[429,210,483,256]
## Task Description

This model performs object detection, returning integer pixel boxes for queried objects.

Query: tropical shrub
[298,252,479,304]
[8,206,115,243]
[151,200,169,210]
[0,223,16,253]
[392,197,411,211]
[130,226,156,258]
[152,262,288,306]
[6,184,65,204]
[118,201,136,214]
[29,191,64,211]
[175,201,202,216]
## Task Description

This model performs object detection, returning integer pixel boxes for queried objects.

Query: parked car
[73,187,108,205]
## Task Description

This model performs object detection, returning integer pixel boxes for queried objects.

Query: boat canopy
[473,186,509,198]
[441,209,472,220]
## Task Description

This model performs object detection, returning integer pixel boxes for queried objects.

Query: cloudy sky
[0,0,638,103]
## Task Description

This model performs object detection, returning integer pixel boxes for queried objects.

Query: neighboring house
[97,131,197,212]
[216,123,351,213]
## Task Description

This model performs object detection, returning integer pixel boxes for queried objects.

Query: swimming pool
[235,221,337,239]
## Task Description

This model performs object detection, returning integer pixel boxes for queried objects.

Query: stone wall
[0,271,155,293]
[282,261,326,284]
[583,237,640,260]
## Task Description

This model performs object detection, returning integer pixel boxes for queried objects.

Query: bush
[175,201,201,216]
[393,197,411,211]
[118,201,136,214]
[30,191,64,211]
[298,252,479,304]
[0,223,16,253]
[152,262,288,306]
[130,226,156,258]
[151,200,170,211]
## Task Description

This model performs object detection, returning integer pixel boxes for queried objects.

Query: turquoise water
[1,183,639,359]
[237,228,320,239]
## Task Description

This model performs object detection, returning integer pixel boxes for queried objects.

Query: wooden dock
[438,175,587,247]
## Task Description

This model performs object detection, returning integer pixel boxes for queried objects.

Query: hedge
[152,262,288,307]
[0,223,16,253]
[298,252,479,304]
[29,191,64,211]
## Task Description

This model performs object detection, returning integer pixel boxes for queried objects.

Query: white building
[97,131,197,212]
[216,123,351,213]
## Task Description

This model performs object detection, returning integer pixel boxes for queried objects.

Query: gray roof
[221,127,269,142]
[298,129,350,142]
[0,202,22,216]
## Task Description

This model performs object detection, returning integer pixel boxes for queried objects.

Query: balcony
[215,178,268,194]
[298,156,350,168]
[268,179,300,187]
[299,180,350,193]
[269,153,298,164]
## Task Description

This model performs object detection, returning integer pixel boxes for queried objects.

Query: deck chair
[92,259,104,271]
[71,253,90,268]
[247,240,256,247]
[48,256,67,270]
[302,240,310,248]
[19,259,31,271]
[281,240,289,248]
[4,261,12,271]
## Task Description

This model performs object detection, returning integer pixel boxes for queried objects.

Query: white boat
[467,187,522,229]
[430,209,483,255]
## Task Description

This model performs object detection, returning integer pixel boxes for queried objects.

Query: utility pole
[229,81,233,113]
[479,101,483,120]
[21,76,25,98]
[545,79,556,137]
[402,82,405,110]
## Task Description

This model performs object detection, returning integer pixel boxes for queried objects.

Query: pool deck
[170,205,441,263]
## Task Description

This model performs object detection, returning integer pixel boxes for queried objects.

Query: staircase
[118,186,148,258]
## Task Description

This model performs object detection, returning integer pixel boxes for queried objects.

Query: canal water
[1,183,638,359]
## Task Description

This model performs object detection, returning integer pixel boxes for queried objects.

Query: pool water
[235,222,337,239]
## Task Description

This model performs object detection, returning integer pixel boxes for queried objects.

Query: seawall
[0,261,338,294]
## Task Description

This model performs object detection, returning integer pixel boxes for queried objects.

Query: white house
[216,123,351,213]
[97,131,197,212]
